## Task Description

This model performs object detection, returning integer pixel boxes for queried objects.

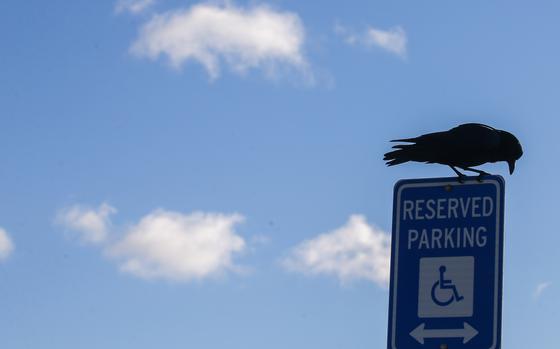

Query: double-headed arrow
[410,322,478,344]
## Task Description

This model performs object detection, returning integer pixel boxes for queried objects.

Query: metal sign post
[387,176,504,349]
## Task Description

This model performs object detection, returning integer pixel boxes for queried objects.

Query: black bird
[383,123,523,181]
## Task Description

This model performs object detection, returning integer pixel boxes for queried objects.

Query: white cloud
[533,282,551,300]
[283,215,391,287]
[57,204,248,282]
[109,210,246,281]
[115,0,156,14]
[335,24,407,58]
[131,3,308,80]
[334,23,360,45]
[56,203,116,245]
[0,228,14,260]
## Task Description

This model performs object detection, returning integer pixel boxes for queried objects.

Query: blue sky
[0,0,558,348]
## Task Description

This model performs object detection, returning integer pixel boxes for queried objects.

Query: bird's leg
[449,166,466,183]
[461,167,491,182]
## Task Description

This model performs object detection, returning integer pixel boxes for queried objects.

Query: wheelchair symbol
[431,265,464,307]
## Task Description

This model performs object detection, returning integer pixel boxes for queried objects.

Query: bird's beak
[508,160,516,174]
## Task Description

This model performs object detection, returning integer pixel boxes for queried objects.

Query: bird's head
[499,131,523,174]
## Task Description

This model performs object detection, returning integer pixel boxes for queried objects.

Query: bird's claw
[476,171,491,182]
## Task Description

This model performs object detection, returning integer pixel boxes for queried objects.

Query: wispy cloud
[131,2,309,81]
[335,23,407,58]
[109,210,246,281]
[0,228,14,261]
[533,282,552,300]
[56,204,248,282]
[283,215,391,287]
[115,0,156,15]
[56,203,116,245]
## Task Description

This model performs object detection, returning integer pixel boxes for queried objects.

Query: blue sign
[387,176,504,349]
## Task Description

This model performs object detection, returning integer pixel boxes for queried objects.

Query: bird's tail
[390,137,420,143]
[383,144,416,166]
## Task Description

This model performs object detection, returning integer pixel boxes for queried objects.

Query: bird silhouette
[383,123,523,181]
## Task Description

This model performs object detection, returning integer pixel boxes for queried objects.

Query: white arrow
[409,322,478,344]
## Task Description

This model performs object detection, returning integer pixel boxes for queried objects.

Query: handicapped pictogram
[431,265,464,306]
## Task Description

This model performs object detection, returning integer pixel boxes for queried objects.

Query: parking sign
[387,176,504,349]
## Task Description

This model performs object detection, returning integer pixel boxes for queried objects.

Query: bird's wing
[454,123,496,132]
[384,123,501,166]
[447,123,501,150]
[424,123,502,166]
